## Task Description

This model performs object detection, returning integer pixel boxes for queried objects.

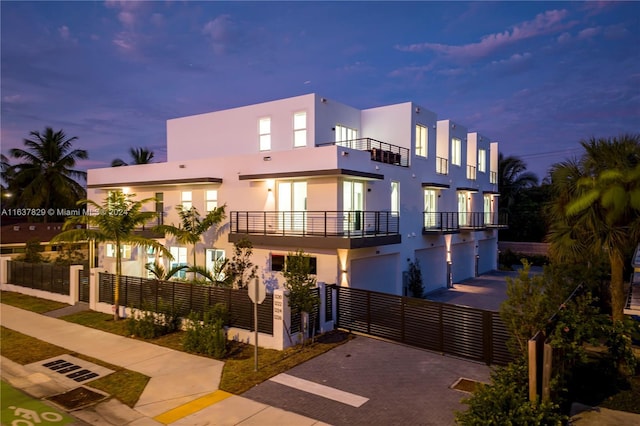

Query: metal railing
[466,164,477,181]
[318,138,410,167]
[230,211,400,238]
[424,211,508,232]
[490,171,498,184]
[423,212,459,233]
[436,157,448,175]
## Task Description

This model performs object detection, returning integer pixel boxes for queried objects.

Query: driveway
[425,270,517,311]
[243,336,491,426]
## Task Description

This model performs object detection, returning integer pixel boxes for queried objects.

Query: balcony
[423,211,508,234]
[229,211,401,249]
[490,171,498,184]
[436,157,448,175]
[466,165,477,181]
[318,138,409,167]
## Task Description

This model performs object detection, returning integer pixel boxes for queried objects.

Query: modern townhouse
[86,93,505,296]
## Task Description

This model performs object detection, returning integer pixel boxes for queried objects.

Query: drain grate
[43,359,100,382]
[47,386,108,410]
[451,377,482,393]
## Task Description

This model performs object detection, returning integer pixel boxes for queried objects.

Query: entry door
[278,181,307,231]
[343,181,364,231]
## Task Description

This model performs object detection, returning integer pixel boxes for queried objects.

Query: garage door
[451,242,474,283]
[350,254,399,294]
[415,247,446,293]
[478,238,496,274]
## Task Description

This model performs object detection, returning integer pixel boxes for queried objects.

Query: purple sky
[2,1,639,181]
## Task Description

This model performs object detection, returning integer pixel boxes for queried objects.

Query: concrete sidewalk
[0,303,328,425]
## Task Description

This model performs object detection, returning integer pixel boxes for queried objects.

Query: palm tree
[52,192,172,320]
[154,204,226,279]
[9,128,88,221]
[1,154,17,206]
[111,147,155,167]
[498,153,539,213]
[547,134,640,322]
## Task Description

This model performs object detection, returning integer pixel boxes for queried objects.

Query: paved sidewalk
[0,303,328,425]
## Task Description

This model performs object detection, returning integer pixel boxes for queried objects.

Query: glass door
[343,180,364,232]
[424,189,437,228]
[278,181,307,232]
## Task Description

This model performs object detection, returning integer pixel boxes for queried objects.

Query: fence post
[0,257,10,285]
[89,268,108,311]
[273,289,289,350]
[69,265,83,305]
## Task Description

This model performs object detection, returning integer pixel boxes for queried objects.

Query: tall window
[170,246,188,279]
[415,124,427,157]
[106,243,131,259]
[451,138,462,166]
[424,189,437,227]
[206,248,225,280]
[458,192,468,226]
[206,190,218,212]
[293,112,307,147]
[391,181,400,216]
[478,149,486,173]
[259,117,271,151]
[484,194,492,225]
[155,192,163,225]
[335,124,358,144]
[181,191,192,210]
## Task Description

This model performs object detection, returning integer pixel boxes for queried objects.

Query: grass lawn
[1,291,69,313]
[0,326,149,407]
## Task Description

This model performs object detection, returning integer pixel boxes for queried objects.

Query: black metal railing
[436,156,448,175]
[459,212,485,230]
[490,171,498,184]
[230,211,400,238]
[423,212,459,233]
[7,261,70,295]
[423,211,508,232]
[466,165,477,181]
[485,211,509,228]
[318,138,410,167]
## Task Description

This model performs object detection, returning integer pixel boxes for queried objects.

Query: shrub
[127,301,182,339]
[183,304,228,358]
[407,259,424,298]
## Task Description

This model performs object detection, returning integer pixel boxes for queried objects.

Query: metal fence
[98,273,273,335]
[290,287,320,335]
[7,260,70,296]
[336,286,512,366]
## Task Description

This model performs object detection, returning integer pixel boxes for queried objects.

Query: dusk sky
[1,1,639,181]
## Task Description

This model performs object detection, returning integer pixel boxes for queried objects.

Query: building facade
[87,93,504,295]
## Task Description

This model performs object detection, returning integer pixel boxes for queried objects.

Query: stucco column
[89,268,108,311]
[0,257,10,285]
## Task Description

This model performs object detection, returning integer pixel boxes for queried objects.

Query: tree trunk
[114,240,121,321]
[609,250,625,323]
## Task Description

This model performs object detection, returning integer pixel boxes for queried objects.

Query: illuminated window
[181,191,192,210]
[391,181,400,216]
[170,246,188,279]
[271,253,317,274]
[206,190,218,212]
[259,117,271,151]
[415,124,427,157]
[451,138,461,166]
[424,189,437,227]
[106,243,131,259]
[335,124,358,143]
[478,149,486,173]
[293,112,307,147]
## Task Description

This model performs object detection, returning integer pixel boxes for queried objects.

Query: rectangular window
[335,124,358,145]
[293,112,307,147]
[424,189,437,228]
[259,117,271,151]
[271,253,317,274]
[106,243,131,259]
[391,181,400,216]
[415,124,427,157]
[452,138,461,166]
[206,248,226,280]
[181,191,192,210]
[206,190,218,212]
[170,246,188,279]
[458,192,468,226]
[155,192,163,225]
[478,149,486,173]
[484,194,492,225]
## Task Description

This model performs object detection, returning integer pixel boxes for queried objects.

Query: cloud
[396,9,574,62]
[58,25,78,44]
[491,52,532,66]
[577,27,601,40]
[3,94,25,104]
[557,32,571,43]
[118,11,136,28]
[202,15,235,55]
[388,64,434,78]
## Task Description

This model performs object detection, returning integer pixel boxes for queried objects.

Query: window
[424,189,437,227]
[271,253,317,274]
[206,248,226,280]
[391,181,400,216]
[484,194,492,225]
[335,124,358,144]
[451,138,461,166]
[478,149,486,173]
[458,192,468,226]
[415,124,427,157]
[206,190,218,212]
[293,112,307,147]
[259,117,271,151]
[170,246,188,279]
[106,243,131,259]
[181,191,192,210]
[155,192,164,224]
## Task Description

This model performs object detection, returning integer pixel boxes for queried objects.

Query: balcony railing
[230,211,400,238]
[436,157,448,175]
[318,138,409,167]
[490,171,498,184]
[423,211,508,233]
[466,165,477,181]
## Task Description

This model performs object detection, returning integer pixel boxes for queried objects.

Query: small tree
[407,259,424,298]
[283,249,319,345]
[224,238,258,289]
[17,238,46,263]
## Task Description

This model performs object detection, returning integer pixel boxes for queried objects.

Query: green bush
[456,362,567,425]
[183,304,228,358]
[127,302,182,339]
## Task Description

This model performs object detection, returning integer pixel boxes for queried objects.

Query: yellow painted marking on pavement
[154,390,233,424]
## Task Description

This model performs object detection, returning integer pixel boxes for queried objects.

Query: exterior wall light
[263,156,271,161]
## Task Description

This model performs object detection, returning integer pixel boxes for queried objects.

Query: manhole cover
[47,387,108,411]
[451,378,481,393]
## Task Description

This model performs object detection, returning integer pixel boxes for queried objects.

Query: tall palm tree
[1,154,17,206]
[9,128,88,221]
[52,192,172,320]
[111,147,155,167]
[154,204,226,278]
[498,153,539,215]
[547,134,640,322]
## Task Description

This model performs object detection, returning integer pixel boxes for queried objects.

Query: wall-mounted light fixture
[341,151,349,156]
[267,188,272,192]
[415,107,420,113]
[263,156,272,161]
[321,97,327,103]
[451,124,456,129]
[179,164,186,168]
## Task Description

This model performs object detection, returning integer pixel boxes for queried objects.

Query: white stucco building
[87,93,504,295]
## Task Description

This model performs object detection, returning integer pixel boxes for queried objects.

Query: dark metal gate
[79,268,89,302]
[335,286,512,365]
